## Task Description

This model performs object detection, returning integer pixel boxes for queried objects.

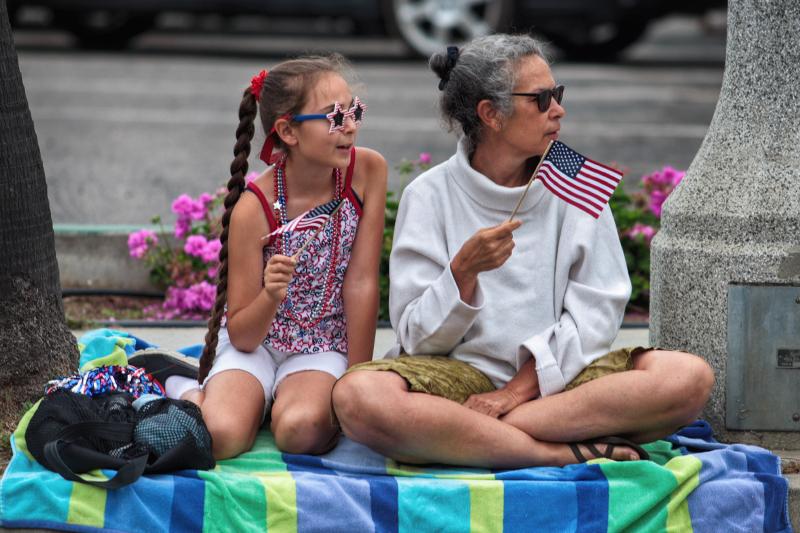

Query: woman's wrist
[450,259,477,303]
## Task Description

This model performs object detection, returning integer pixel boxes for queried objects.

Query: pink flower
[201,239,222,263]
[198,193,214,207]
[128,229,158,259]
[628,223,657,243]
[649,190,668,217]
[207,266,218,279]
[172,193,208,221]
[171,194,195,217]
[193,281,217,311]
[184,235,209,258]
[418,152,432,165]
[174,217,192,239]
[245,171,260,184]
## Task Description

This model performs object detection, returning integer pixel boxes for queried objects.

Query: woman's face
[500,55,566,157]
[291,72,358,169]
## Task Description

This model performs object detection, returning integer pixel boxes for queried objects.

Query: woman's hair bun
[429,46,460,91]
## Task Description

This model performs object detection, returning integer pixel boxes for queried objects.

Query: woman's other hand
[450,219,522,302]
[263,254,296,303]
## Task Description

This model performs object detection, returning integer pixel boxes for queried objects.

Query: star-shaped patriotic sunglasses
[291,96,367,133]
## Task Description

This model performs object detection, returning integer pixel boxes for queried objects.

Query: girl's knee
[205,414,260,460]
[271,406,336,454]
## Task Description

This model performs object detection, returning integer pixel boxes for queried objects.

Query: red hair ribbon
[250,69,268,101]
[260,113,292,165]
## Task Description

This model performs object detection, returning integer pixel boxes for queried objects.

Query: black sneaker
[128,348,200,382]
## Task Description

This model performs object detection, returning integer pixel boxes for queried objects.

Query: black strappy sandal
[569,436,650,462]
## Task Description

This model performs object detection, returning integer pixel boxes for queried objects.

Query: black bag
[25,390,215,489]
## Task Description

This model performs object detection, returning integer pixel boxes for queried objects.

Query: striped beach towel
[0,330,793,533]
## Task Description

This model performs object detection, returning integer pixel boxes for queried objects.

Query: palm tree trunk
[0,0,78,433]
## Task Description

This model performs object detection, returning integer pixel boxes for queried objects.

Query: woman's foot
[567,436,649,464]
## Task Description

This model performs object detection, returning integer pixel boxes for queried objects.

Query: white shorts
[203,328,347,418]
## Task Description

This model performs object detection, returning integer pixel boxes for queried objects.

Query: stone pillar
[650,0,800,448]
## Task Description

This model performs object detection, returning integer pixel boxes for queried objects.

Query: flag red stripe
[584,159,623,180]
[538,176,601,218]
[572,171,616,197]
[539,164,606,206]
[538,170,603,213]
[581,165,621,190]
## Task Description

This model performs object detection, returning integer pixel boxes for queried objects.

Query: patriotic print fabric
[266,198,343,238]
[537,141,623,218]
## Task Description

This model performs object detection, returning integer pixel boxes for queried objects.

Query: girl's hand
[451,220,522,280]
[263,254,296,303]
[463,388,523,418]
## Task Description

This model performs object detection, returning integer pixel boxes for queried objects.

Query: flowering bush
[127,176,243,319]
[610,166,685,313]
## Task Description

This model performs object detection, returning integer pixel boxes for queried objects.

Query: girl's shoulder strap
[343,147,363,216]
[246,181,278,234]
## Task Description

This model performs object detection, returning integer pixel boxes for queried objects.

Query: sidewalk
[71,325,653,359]
[70,325,800,527]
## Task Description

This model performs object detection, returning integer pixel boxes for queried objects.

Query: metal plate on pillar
[727,284,800,431]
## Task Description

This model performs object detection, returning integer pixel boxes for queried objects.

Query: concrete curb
[56,224,156,291]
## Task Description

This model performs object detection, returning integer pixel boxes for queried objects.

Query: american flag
[536,141,623,218]
[266,198,342,238]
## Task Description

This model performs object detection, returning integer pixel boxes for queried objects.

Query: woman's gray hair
[430,34,547,154]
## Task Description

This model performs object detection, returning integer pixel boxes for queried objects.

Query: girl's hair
[199,54,350,383]
[429,34,547,154]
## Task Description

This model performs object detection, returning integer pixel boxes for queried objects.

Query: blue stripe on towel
[746,450,792,533]
[169,471,204,532]
[397,478,470,533]
[502,480,579,532]
[369,475,398,533]
[105,474,174,532]
[286,454,374,533]
[689,448,765,533]
[574,465,609,533]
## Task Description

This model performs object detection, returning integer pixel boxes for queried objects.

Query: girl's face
[291,72,359,169]
[500,55,566,157]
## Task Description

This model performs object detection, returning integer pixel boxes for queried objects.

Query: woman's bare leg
[332,370,639,468]
[501,350,714,444]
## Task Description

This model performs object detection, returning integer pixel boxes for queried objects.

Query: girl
[148,55,387,460]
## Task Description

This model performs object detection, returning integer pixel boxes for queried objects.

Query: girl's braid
[199,88,257,383]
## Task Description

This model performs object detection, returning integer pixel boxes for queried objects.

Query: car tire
[538,15,650,61]
[382,0,514,58]
[54,10,155,50]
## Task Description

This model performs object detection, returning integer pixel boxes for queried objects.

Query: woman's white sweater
[386,139,631,397]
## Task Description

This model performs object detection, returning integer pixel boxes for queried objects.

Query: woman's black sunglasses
[511,85,565,112]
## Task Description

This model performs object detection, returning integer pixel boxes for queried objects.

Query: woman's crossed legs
[332,349,713,468]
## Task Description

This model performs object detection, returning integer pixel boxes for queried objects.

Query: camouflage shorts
[345,346,653,403]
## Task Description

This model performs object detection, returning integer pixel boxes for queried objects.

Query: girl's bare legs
[183,369,340,459]
[332,371,639,469]
[182,370,265,460]
[270,370,339,454]
[501,350,714,444]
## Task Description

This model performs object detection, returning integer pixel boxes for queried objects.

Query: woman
[332,34,714,468]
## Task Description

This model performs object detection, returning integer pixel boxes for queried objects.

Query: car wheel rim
[393,0,504,57]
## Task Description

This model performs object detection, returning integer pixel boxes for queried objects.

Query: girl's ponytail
[199,87,257,383]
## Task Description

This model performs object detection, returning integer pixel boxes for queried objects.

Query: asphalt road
[13,14,726,226]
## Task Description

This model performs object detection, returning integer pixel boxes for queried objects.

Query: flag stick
[292,200,345,259]
[508,140,554,222]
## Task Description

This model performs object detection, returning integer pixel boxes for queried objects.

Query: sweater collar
[447,138,545,214]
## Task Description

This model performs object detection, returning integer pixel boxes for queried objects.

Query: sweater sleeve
[518,207,631,397]
[389,185,484,355]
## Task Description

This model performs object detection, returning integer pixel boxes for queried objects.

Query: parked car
[7,0,725,60]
